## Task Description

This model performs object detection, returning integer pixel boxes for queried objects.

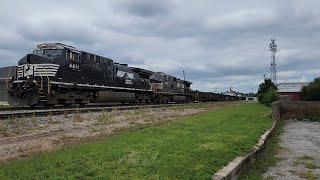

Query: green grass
[299,170,319,180]
[304,162,319,169]
[298,155,314,161]
[295,155,319,170]
[239,119,284,180]
[0,103,272,179]
[169,101,231,110]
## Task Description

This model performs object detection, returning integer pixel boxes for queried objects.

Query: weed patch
[63,111,68,118]
[298,170,319,180]
[97,109,111,124]
[299,155,314,161]
[0,124,9,136]
[304,162,319,169]
[73,108,82,122]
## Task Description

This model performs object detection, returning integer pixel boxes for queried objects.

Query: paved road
[264,120,320,179]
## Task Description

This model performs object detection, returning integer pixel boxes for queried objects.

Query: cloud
[1,0,320,93]
[112,0,173,18]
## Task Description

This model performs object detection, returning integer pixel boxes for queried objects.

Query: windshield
[33,50,43,55]
[33,49,63,57]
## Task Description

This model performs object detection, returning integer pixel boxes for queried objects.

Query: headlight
[27,76,30,79]
[9,77,13,80]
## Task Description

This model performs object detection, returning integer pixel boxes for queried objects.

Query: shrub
[301,77,320,101]
[257,79,279,106]
[260,88,279,106]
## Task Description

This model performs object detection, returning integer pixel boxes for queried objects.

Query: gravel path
[264,120,320,180]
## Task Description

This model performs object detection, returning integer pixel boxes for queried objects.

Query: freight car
[7,43,193,107]
[192,91,225,102]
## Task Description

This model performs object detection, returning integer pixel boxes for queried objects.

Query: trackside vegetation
[239,120,284,179]
[0,103,272,179]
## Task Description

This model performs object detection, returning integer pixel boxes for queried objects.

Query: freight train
[6,43,243,107]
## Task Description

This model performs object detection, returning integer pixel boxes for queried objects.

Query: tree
[261,88,279,105]
[257,79,279,106]
[257,79,277,95]
[301,77,320,101]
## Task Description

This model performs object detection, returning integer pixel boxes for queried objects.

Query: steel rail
[0,104,187,120]
[0,103,163,112]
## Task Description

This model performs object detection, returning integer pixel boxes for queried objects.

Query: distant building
[0,66,16,104]
[278,82,309,101]
[246,97,257,101]
[223,87,247,101]
[223,91,236,97]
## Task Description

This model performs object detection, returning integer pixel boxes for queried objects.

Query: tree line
[257,77,320,106]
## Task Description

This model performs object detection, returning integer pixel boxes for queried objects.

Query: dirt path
[0,102,238,163]
[264,120,320,180]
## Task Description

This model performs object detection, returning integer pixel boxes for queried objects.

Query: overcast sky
[1,0,319,93]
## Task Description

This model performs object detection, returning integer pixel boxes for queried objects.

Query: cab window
[66,50,80,62]
[45,49,63,56]
[33,50,43,55]
[33,49,63,57]
[90,54,94,61]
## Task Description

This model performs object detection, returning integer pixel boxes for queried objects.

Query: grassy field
[239,120,285,179]
[0,103,272,179]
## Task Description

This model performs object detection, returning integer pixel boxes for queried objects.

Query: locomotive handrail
[44,66,51,97]
[40,76,43,90]
[5,67,13,90]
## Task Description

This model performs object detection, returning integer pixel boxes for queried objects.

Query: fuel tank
[94,91,136,103]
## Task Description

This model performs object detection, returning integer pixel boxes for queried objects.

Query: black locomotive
[7,43,194,107]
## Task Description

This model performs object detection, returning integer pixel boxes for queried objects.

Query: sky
[1,0,320,93]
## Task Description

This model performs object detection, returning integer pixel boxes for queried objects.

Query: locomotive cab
[15,43,80,82]
[8,43,82,106]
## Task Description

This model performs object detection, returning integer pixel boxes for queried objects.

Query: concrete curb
[212,120,277,180]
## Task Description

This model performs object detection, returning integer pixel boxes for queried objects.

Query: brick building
[278,82,309,101]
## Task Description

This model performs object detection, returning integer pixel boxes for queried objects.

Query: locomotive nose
[18,54,29,65]
[18,54,51,65]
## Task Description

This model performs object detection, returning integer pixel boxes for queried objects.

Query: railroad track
[0,103,132,112]
[0,104,186,120]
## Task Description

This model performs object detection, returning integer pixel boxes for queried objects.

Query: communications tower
[269,39,277,85]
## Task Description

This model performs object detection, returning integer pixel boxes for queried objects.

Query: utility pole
[252,87,253,98]
[183,70,185,81]
[263,74,267,80]
[269,39,278,85]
